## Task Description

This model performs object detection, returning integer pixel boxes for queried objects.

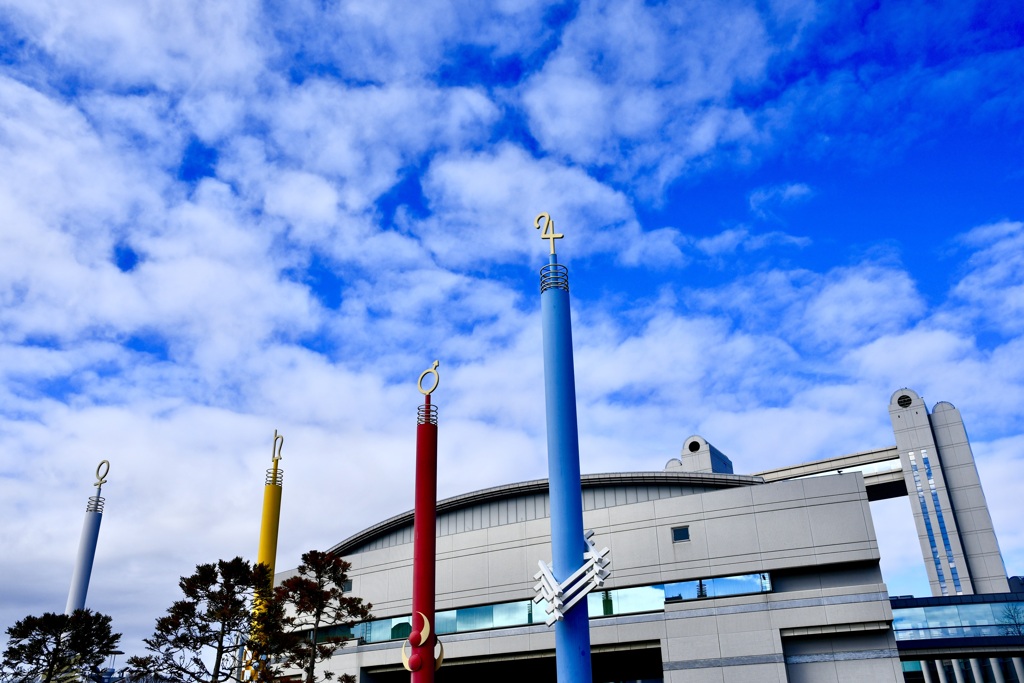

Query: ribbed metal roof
[327,470,763,556]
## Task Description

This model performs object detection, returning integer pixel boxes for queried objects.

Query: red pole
[407,364,439,681]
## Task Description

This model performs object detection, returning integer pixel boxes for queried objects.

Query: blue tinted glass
[493,601,531,627]
[365,617,408,643]
[588,586,664,616]
[457,605,493,632]
[588,591,615,617]
[893,607,928,630]
[957,604,996,626]
[390,621,412,640]
[435,609,457,635]
[352,571,773,641]
[615,586,665,613]
[925,606,962,629]
[996,602,1024,635]
[664,580,700,601]
[711,574,763,597]
[891,600,1024,640]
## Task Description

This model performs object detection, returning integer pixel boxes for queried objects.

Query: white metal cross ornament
[533,530,611,626]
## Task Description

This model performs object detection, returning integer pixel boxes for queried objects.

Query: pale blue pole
[540,252,592,683]
[66,462,108,614]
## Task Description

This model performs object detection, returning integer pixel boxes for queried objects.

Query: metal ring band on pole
[265,469,283,486]
[540,264,569,293]
[417,404,438,425]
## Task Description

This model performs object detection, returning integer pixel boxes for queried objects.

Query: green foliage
[276,551,372,683]
[1,609,121,683]
[126,558,287,683]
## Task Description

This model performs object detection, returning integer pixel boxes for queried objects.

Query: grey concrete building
[281,388,1018,682]
[889,388,1008,596]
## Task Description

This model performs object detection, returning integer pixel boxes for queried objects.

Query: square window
[672,526,690,543]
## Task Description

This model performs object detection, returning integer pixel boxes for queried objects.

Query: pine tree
[1,609,121,683]
[276,551,372,683]
[126,558,286,683]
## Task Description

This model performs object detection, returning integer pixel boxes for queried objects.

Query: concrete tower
[889,388,1008,596]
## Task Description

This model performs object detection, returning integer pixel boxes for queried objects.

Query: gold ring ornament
[418,360,440,396]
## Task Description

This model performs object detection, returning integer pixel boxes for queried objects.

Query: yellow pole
[246,430,284,682]
[257,433,284,573]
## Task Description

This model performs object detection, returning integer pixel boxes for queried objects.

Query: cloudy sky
[1,0,1023,658]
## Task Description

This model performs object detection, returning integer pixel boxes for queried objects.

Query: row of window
[892,601,1024,640]
[317,572,772,644]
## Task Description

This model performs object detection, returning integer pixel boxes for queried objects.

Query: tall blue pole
[538,231,592,681]
[65,460,109,614]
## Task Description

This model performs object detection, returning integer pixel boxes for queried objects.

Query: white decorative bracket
[532,530,611,626]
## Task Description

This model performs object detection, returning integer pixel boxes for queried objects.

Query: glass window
[710,573,768,598]
[587,585,664,616]
[995,602,1024,635]
[893,607,927,631]
[613,585,665,613]
[390,621,412,640]
[353,571,772,641]
[493,601,531,628]
[957,603,996,626]
[672,526,690,542]
[435,609,457,635]
[589,590,617,617]
[456,604,493,632]
[924,605,962,630]
[664,580,701,602]
[365,616,409,644]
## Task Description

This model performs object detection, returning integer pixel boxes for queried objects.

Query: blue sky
[1,0,1023,657]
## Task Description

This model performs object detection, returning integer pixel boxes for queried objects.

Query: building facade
[279,389,1019,682]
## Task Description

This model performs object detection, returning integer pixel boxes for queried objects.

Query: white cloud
[947,220,1024,334]
[409,144,685,267]
[263,171,340,242]
[689,226,810,258]
[689,264,925,352]
[748,182,814,217]
[262,0,555,83]
[1,0,268,91]
[259,81,498,211]
[520,0,774,194]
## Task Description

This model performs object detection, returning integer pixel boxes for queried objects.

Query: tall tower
[889,388,1009,596]
[533,213,598,683]
[403,361,443,681]
[66,460,109,614]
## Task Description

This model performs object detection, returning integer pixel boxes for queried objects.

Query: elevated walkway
[755,446,907,500]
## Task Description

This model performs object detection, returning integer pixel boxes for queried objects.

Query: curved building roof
[329,469,763,556]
